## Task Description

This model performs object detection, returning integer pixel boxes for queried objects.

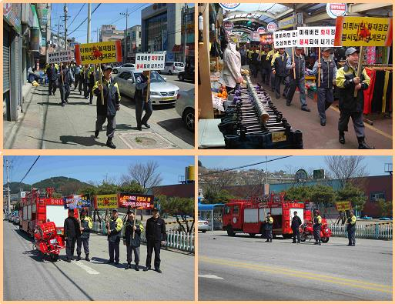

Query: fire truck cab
[223,193,306,238]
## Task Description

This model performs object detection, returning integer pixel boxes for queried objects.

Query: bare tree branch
[325,156,367,188]
[127,161,163,191]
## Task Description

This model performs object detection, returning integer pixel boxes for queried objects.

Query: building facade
[100,25,124,42]
[121,25,142,62]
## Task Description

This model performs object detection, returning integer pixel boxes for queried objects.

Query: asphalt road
[199,231,392,301]
[4,221,194,301]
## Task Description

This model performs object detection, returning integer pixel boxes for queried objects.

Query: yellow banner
[335,201,352,212]
[95,194,118,210]
[75,41,122,65]
[334,16,393,47]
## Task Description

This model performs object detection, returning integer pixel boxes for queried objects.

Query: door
[3,26,11,120]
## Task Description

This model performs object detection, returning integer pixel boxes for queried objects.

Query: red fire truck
[20,188,74,237]
[222,193,307,238]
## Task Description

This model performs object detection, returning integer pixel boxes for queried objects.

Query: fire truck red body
[223,193,307,238]
[20,188,75,237]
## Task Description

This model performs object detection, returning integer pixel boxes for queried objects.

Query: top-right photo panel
[198,3,393,149]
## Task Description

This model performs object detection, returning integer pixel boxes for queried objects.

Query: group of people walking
[63,208,167,273]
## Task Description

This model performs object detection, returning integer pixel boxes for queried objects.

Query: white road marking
[73,261,100,275]
[198,274,224,280]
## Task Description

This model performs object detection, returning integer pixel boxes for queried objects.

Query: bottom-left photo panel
[3,155,195,301]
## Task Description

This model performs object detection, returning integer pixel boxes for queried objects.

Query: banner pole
[99,64,104,105]
[354,46,364,98]
[318,47,321,88]
[146,70,151,103]
[132,208,137,239]
[292,47,296,79]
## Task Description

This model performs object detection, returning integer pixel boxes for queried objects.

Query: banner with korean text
[297,27,336,47]
[48,50,73,64]
[119,193,154,209]
[135,52,166,72]
[95,194,118,210]
[273,30,298,48]
[74,41,123,65]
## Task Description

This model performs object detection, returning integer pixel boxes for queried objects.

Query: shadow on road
[59,135,107,147]
[157,118,194,146]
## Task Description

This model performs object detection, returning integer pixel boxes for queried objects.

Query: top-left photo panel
[3,3,195,150]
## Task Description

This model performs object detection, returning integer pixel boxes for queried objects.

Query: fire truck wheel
[300,234,307,242]
[249,233,256,238]
[226,226,235,237]
[50,253,59,261]
[321,237,329,243]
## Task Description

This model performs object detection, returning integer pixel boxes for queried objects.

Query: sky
[4,156,194,186]
[199,156,393,176]
[51,3,194,44]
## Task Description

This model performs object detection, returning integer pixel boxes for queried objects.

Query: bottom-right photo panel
[198,155,393,301]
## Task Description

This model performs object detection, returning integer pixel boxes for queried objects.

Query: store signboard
[250,32,260,42]
[297,26,336,47]
[326,3,347,19]
[3,3,22,34]
[278,13,303,30]
[273,30,298,48]
[223,21,234,31]
[135,52,166,72]
[219,3,240,11]
[257,27,266,35]
[75,41,123,65]
[267,22,278,32]
[334,16,393,47]
[48,50,73,63]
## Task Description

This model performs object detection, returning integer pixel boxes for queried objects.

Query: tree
[378,199,392,217]
[96,182,119,195]
[118,180,144,194]
[285,186,312,201]
[123,161,162,191]
[310,185,336,207]
[202,188,235,204]
[336,183,367,213]
[325,156,367,188]
[159,195,195,234]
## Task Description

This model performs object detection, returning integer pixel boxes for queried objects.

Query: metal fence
[329,223,393,240]
[91,221,195,253]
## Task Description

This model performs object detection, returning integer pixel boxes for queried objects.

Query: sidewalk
[4,84,193,149]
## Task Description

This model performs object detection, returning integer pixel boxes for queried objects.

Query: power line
[20,156,41,184]
[108,3,149,27]
[68,3,86,28]
[68,4,101,36]
[201,156,293,176]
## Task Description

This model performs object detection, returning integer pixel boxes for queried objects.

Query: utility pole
[120,9,130,63]
[64,4,68,50]
[45,4,50,63]
[87,3,91,43]
[6,159,11,214]
[183,4,188,66]
[97,27,100,42]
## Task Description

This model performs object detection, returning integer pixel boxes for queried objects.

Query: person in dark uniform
[144,208,166,273]
[291,211,302,243]
[135,70,153,131]
[260,45,272,86]
[250,46,259,78]
[106,209,123,264]
[313,210,322,245]
[59,64,74,107]
[122,210,144,270]
[93,65,121,149]
[336,47,372,149]
[347,210,357,246]
[271,48,289,99]
[76,208,93,261]
[264,212,274,242]
[308,47,337,125]
[286,46,310,112]
[63,209,81,262]
[46,63,58,95]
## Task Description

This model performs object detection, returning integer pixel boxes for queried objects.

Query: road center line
[198,274,224,280]
[73,261,100,275]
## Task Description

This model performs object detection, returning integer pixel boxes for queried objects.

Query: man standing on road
[64,209,81,262]
[135,71,153,131]
[271,48,289,99]
[264,212,274,243]
[77,208,93,261]
[59,63,74,107]
[93,65,121,149]
[46,63,58,96]
[313,210,322,245]
[106,209,123,265]
[291,211,302,243]
[122,210,144,270]
[336,47,372,149]
[144,208,166,273]
[347,210,357,246]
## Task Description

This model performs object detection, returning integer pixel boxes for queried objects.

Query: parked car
[360,215,373,220]
[178,66,195,82]
[161,62,185,75]
[114,70,180,106]
[198,217,210,233]
[175,88,194,132]
[112,63,135,74]
[13,216,20,225]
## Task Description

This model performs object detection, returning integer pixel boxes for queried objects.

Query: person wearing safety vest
[122,210,144,270]
[260,45,272,86]
[313,210,322,245]
[76,208,93,262]
[271,48,289,99]
[264,213,274,242]
[106,209,123,264]
[347,210,357,246]
[336,47,372,149]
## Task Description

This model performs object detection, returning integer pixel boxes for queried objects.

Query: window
[119,72,132,80]
[224,206,231,215]
[139,31,141,38]
[233,206,239,215]
[370,192,385,202]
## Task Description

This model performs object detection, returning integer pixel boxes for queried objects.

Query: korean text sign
[74,41,122,65]
[95,194,118,210]
[135,52,166,72]
[119,193,154,209]
[335,201,352,212]
[260,33,273,45]
[63,195,91,209]
[48,50,73,64]
[297,27,336,47]
[273,30,298,48]
[334,16,393,47]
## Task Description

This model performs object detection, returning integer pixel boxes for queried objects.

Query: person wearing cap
[250,45,260,78]
[313,210,322,245]
[144,208,166,273]
[336,47,372,149]
[93,65,121,149]
[260,44,272,86]
[308,47,337,126]
[59,63,74,107]
[291,211,302,244]
[264,213,274,242]
[122,210,144,270]
[63,209,81,262]
[346,210,357,246]
[285,47,310,112]
[46,63,58,96]
[106,209,123,264]
[271,48,289,99]
[135,70,153,131]
[76,208,93,261]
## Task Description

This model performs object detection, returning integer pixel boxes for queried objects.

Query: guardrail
[329,223,393,240]
[91,221,195,253]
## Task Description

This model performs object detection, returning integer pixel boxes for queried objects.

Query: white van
[161,62,185,75]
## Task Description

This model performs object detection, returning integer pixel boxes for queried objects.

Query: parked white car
[161,62,185,75]
[175,88,194,132]
[112,63,135,74]
[198,217,210,233]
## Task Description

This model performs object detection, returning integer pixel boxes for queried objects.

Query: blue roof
[198,203,224,211]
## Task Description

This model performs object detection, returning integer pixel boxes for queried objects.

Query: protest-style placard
[74,41,122,65]
[334,16,393,47]
[63,195,91,209]
[273,30,298,48]
[48,50,73,64]
[260,33,273,45]
[335,201,352,212]
[135,52,166,72]
[95,194,118,210]
[297,27,336,47]
[118,193,154,209]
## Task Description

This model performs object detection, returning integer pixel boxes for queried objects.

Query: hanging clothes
[385,72,392,113]
[382,71,390,113]
[363,68,376,114]
[370,70,386,113]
